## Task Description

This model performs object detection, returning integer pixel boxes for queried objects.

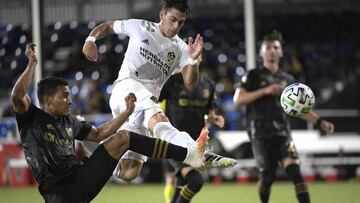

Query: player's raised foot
[183,142,205,168]
[204,151,237,169]
[196,126,210,155]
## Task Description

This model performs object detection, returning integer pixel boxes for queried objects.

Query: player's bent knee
[118,171,138,182]
[151,112,169,123]
[118,159,143,181]
[114,130,130,148]
[103,131,130,159]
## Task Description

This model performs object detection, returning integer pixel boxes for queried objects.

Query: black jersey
[159,73,216,139]
[237,66,295,139]
[15,104,92,185]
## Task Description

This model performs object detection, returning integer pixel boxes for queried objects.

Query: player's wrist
[316,117,324,126]
[85,36,96,43]
[188,57,199,66]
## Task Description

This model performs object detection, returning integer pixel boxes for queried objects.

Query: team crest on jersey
[179,90,187,96]
[260,80,267,87]
[65,128,73,138]
[202,89,210,98]
[46,124,55,130]
[166,52,176,63]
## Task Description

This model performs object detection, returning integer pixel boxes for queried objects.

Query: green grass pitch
[1,181,359,203]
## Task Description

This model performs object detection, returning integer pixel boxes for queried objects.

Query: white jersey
[113,19,191,98]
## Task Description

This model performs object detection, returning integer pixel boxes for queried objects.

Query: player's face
[159,8,186,38]
[46,86,72,117]
[260,40,283,64]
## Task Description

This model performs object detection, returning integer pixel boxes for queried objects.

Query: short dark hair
[262,30,284,44]
[37,77,68,105]
[162,0,190,15]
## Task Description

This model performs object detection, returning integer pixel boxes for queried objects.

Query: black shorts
[251,136,299,171]
[39,144,118,203]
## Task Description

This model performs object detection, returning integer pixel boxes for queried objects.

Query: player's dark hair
[262,30,284,44]
[162,0,190,15]
[37,77,68,105]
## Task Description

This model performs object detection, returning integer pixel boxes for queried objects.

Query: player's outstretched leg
[127,131,204,168]
[196,126,237,170]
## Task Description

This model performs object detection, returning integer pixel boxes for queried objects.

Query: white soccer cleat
[183,142,205,168]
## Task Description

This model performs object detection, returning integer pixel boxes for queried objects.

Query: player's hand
[25,43,38,64]
[320,119,335,135]
[187,34,204,62]
[124,93,136,115]
[213,115,225,128]
[263,83,283,96]
[83,41,98,62]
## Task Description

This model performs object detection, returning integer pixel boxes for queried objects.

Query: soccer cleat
[196,126,210,155]
[183,127,210,168]
[183,142,205,168]
[204,151,237,169]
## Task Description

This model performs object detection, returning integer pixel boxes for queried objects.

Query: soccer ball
[280,83,315,117]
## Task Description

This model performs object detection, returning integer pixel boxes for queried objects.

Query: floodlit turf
[1,181,360,203]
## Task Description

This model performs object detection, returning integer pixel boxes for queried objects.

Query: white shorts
[109,79,163,163]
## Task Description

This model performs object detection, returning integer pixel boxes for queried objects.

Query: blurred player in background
[83,0,235,183]
[233,31,334,203]
[159,57,231,203]
[11,43,206,203]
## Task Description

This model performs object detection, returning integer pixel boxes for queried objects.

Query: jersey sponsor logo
[141,39,149,45]
[43,132,73,149]
[140,46,170,76]
[178,98,207,107]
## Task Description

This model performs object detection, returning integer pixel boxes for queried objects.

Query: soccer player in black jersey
[233,31,334,203]
[159,68,236,203]
[11,43,205,203]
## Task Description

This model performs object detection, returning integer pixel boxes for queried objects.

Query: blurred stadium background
[0,0,360,202]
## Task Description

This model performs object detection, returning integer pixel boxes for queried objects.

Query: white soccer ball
[280,83,315,117]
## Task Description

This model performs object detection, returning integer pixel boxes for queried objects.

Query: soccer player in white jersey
[83,0,237,182]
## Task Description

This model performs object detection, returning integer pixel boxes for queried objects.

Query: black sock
[285,164,310,203]
[177,170,204,203]
[171,176,186,203]
[259,183,271,203]
[259,169,275,203]
[128,131,187,161]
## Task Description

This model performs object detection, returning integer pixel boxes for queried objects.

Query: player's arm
[11,43,38,114]
[84,93,136,142]
[233,84,283,107]
[82,21,115,62]
[300,112,335,135]
[181,34,204,90]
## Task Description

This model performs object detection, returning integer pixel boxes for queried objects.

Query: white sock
[153,122,195,148]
